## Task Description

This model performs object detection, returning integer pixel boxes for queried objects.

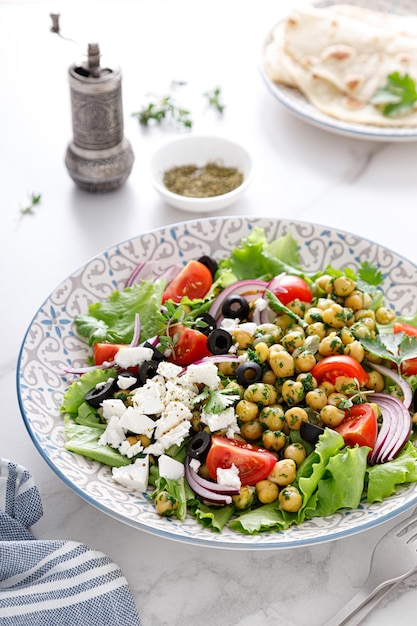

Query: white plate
[17,216,417,549]
[260,0,417,142]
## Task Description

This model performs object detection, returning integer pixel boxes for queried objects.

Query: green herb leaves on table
[19,192,41,216]
[371,72,417,117]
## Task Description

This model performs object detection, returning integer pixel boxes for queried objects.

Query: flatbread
[263,3,417,127]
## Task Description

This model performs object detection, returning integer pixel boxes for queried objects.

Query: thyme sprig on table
[19,193,42,216]
[203,86,226,114]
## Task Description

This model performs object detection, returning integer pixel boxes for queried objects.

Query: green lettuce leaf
[229,502,290,534]
[63,416,131,468]
[366,442,417,503]
[61,368,117,415]
[151,475,188,521]
[193,502,236,532]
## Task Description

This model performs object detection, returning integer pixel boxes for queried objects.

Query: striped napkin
[0,458,142,625]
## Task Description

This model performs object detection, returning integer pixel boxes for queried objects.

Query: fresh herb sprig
[193,386,238,414]
[360,332,417,375]
[133,94,193,129]
[371,72,417,117]
[203,86,225,114]
[19,192,41,216]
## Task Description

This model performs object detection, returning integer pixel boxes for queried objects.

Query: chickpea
[334,376,358,395]
[305,321,327,339]
[285,406,308,430]
[281,380,304,406]
[254,341,270,364]
[320,404,346,427]
[294,350,316,373]
[344,340,365,362]
[318,380,335,395]
[256,479,279,504]
[287,299,306,317]
[240,420,263,441]
[232,485,256,510]
[305,388,327,410]
[232,329,253,350]
[217,361,239,376]
[284,442,307,466]
[275,314,295,332]
[155,491,178,517]
[375,306,396,325]
[366,370,385,392]
[316,274,332,293]
[262,369,277,385]
[318,334,344,356]
[244,383,277,406]
[344,290,372,311]
[268,459,297,486]
[279,486,303,512]
[332,275,356,297]
[262,430,286,452]
[317,297,335,310]
[322,303,350,329]
[254,323,284,345]
[269,349,295,378]
[340,327,355,345]
[327,391,348,407]
[236,399,259,422]
[296,371,317,391]
[350,322,372,340]
[259,405,285,431]
[282,330,305,353]
[304,307,324,325]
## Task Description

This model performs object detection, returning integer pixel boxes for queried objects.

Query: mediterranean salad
[61,228,417,534]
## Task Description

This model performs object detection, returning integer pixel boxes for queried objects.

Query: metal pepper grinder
[65,43,134,192]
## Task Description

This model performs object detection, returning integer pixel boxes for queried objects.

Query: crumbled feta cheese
[220,318,239,331]
[200,407,239,433]
[157,361,183,380]
[98,415,126,449]
[118,439,144,458]
[164,379,198,405]
[254,297,268,311]
[112,456,149,492]
[237,322,257,336]
[154,401,193,439]
[116,374,137,390]
[216,463,241,489]
[118,407,156,437]
[186,362,220,389]
[101,398,127,421]
[131,379,164,415]
[114,346,153,369]
[153,420,192,450]
[189,458,201,473]
[158,454,184,480]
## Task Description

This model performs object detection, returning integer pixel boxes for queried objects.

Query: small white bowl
[149,134,254,212]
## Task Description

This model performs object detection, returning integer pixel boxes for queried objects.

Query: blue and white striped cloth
[0,458,142,625]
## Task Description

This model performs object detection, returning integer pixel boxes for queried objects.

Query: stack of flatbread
[263,3,417,126]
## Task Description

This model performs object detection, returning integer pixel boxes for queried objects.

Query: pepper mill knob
[65,43,134,192]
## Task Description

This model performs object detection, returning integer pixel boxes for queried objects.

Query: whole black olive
[85,380,114,408]
[206,328,233,355]
[113,371,140,391]
[186,431,211,461]
[300,421,325,444]
[195,313,217,336]
[235,361,263,387]
[197,255,218,277]
[221,295,250,321]
[138,359,160,384]
[143,341,167,362]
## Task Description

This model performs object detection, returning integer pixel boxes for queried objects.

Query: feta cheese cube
[158,454,184,480]
[131,379,164,415]
[118,407,156,437]
[154,401,193,438]
[112,456,149,492]
[98,415,126,449]
[114,346,153,369]
[216,463,241,489]
[118,439,144,458]
[157,361,183,380]
[101,398,127,421]
[237,322,257,336]
[186,362,220,390]
[200,406,238,433]
[115,374,138,390]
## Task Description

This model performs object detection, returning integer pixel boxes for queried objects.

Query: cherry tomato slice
[275,275,312,305]
[334,403,378,451]
[93,342,127,365]
[162,260,213,304]
[168,324,211,366]
[393,322,417,374]
[311,355,369,387]
[206,435,277,486]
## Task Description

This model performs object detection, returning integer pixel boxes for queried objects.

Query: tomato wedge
[393,322,417,375]
[206,436,277,486]
[311,355,369,386]
[168,324,211,366]
[334,403,378,451]
[93,342,127,365]
[162,260,213,303]
[275,275,312,305]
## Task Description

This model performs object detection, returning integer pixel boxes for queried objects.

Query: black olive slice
[186,431,211,461]
[235,361,263,387]
[143,341,167,362]
[138,359,160,384]
[197,255,218,277]
[221,295,250,321]
[85,380,114,408]
[195,313,217,336]
[300,421,325,444]
[206,328,233,355]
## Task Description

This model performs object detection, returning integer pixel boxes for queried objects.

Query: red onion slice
[184,460,235,504]
[370,393,412,465]
[130,313,141,347]
[185,457,240,495]
[365,361,412,409]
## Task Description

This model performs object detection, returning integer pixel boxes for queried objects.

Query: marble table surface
[2,0,417,624]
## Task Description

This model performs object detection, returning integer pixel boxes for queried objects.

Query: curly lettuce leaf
[366,442,417,503]
[63,416,130,468]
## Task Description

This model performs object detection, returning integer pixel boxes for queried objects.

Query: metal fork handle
[322,569,414,626]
